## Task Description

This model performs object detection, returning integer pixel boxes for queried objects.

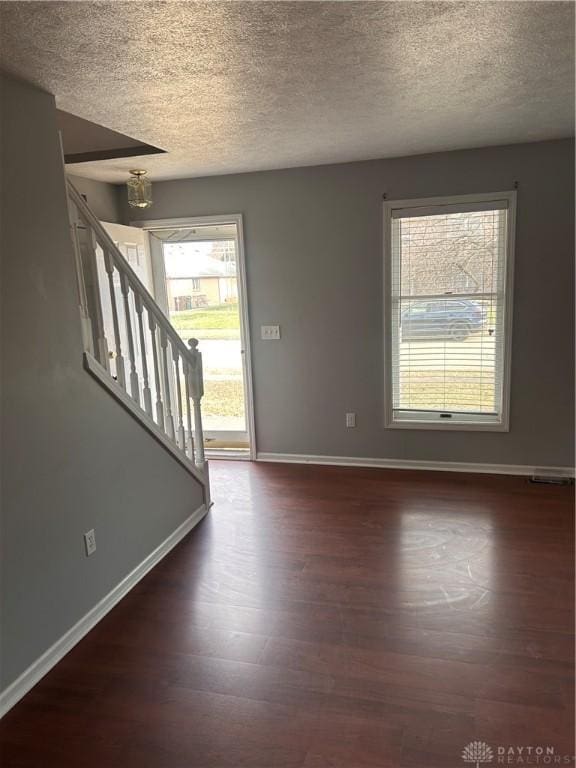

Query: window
[191,278,201,291]
[383,192,516,430]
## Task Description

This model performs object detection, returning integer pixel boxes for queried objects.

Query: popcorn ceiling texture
[0,1,573,182]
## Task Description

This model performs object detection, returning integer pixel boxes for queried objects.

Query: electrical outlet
[346,412,356,428]
[84,529,96,556]
[261,325,281,340]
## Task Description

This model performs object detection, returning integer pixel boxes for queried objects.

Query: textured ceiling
[1,1,574,182]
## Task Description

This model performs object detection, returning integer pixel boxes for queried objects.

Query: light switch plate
[84,529,96,556]
[261,325,281,340]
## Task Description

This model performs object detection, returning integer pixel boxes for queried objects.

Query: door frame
[132,214,257,459]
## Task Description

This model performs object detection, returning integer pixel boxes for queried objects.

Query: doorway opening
[142,216,254,458]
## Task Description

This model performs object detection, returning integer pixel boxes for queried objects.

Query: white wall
[0,75,205,691]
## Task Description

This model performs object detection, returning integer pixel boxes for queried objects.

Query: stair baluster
[67,202,96,358]
[184,359,195,462]
[135,295,153,417]
[148,314,164,431]
[103,250,125,389]
[173,349,186,451]
[160,328,175,441]
[120,273,140,405]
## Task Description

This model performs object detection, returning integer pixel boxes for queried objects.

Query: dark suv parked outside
[401,298,486,342]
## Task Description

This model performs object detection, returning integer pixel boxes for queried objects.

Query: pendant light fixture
[127,169,153,209]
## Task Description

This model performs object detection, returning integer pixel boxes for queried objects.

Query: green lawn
[170,304,239,339]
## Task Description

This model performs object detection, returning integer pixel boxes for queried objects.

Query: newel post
[188,338,205,467]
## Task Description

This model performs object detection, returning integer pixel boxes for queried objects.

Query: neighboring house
[168,276,221,309]
[165,251,238,310]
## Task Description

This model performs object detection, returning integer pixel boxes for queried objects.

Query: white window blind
[384,193,515,429]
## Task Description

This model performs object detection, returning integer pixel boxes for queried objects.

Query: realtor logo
[462,741,494,767]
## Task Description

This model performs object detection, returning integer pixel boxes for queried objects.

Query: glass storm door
[146,218,253,455]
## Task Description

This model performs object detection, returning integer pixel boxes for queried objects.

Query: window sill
[386,414,509,432]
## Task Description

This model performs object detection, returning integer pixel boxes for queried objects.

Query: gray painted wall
[125,139,575,468]
[67,173,121,223]
[0,75,205,690]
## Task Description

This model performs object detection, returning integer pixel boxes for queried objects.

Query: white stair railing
[66,180,208,490]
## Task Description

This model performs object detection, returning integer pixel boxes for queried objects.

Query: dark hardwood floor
[1,461,574,767]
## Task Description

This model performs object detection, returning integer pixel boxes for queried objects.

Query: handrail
[67,182,196,368]
[66,179,208,490]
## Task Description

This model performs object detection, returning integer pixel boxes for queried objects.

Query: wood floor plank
[0,461,573,767]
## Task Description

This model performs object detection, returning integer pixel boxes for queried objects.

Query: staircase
[66,180,209,503]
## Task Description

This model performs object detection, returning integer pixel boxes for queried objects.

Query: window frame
[383,191,517,432]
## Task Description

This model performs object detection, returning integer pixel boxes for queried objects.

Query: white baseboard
[256,452,575,478]
[0,503,208,719]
